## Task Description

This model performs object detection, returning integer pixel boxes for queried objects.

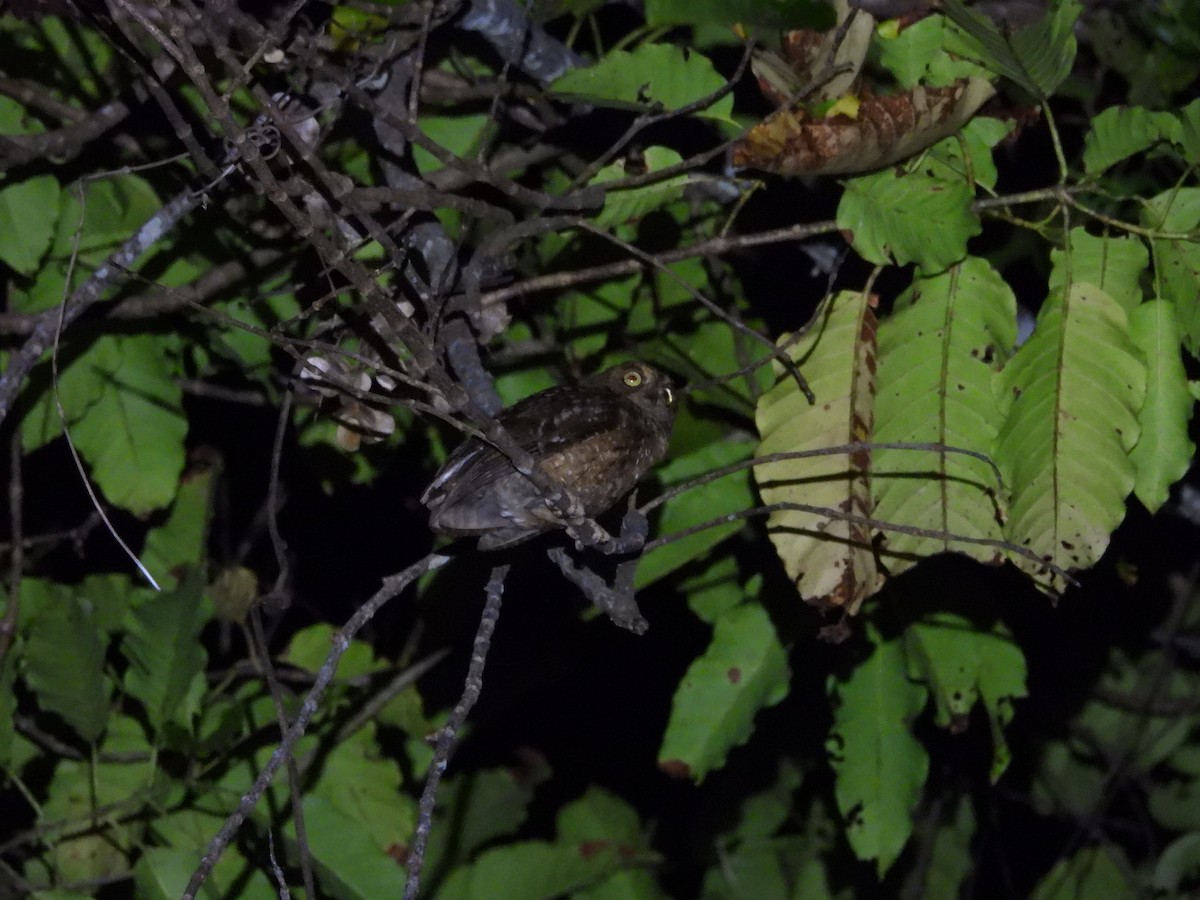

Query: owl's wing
[421,387,631,515]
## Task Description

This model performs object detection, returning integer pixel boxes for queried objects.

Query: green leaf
[592,147,688,228]
[904,613,1027,782]
[558,786,643,844]
[1048,228,1148,315]
[121,569,210,738]
[19,313,113,453]
[1129,300,1194,512]
[828,627,928,877]
[873,258,1017,576]
[311,725,415,856]
[1141,187,1200,355]
[680,556,748,623]
[134,846,276,900]
[658,603,790,782]
[900,795,975,900]
[1082,105,1182,174]
[141,464,214,588]
[24,593,110,743]
[435,840,621,900]
[424,766,545,882]
[994,283,1146,590]
[283,623,382,680]
[1029,846,1132,900]
[550,44,736,127]
[560,276,639,358]
[69,333,187,514]
[283,796,410,899]
[636,439,756,589]
[0,94,45,135]
[941,0,1081,99]
[1148,746,1200,831]
[0,639,18,770]
[413,114,491,175]
[1153,833,1200,895]
[838,167,978,271]
[922,115,1013,193]
[755,291,884,611]
[0,174,60,274]
[51,174,160,257]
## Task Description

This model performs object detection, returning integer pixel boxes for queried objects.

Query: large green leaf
[1029,846,1133,899]
[1129,300,1194,512]
[435,840,622,900]
[1082,105,1183,174]
[19,308,113,453]
[50,174,160,258]
[24,593,110,743]
[755,291,884,612]
[658,603,790,782]
[1048,228,1147,315]
[591,146,689,229]
[1141,187,1200,355]
[310,724,415,856]
[838,167,978,271]
[282,796,409,899]
[423,766,543,884]
[636,439,756,589]
[0,639,18,770]
[121,569,209,738]
[39,716,150,885]
[0,174,60,274]
[872,258,1016,575]
[140,464,214,589]
[905,613,1028,782]
[994,283,1146,590]
[941,0,1081,99]
[550,44,736,128]
[134,846,276,900]
[828,626,928,877]
[69,333,187,514]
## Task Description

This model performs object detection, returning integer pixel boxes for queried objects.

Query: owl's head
[592,361,676,411]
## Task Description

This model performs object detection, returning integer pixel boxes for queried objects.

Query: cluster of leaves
[1,0,1199,898]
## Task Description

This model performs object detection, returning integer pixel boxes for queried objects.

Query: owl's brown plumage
[422,362,676,549]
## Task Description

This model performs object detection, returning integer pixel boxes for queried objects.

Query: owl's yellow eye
[623,369,643,387]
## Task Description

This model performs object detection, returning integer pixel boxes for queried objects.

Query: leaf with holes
[828,626,928,876]
[658,603,790,782]
[905,613,1027,782]
[838,164,979,271]
[872,257,1016,577]
[755,290,883,612]
[994,283,1146,590]
[550,44,736,128]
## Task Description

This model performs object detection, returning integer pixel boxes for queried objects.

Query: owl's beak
[664,386,675,405]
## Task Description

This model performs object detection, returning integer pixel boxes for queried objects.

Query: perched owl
[422,362,676,549]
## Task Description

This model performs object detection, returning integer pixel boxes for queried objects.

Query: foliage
[0,0,1198,898]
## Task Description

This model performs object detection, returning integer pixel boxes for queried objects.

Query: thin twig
[182,553,450,900]
[404,563,510,899]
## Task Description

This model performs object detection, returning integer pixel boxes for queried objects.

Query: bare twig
[182,553,450,900]
[405,563,510,899]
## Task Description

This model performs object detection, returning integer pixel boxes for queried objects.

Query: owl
[422,362,676,550]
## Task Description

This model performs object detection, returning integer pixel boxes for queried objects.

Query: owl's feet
[568,503,649,556]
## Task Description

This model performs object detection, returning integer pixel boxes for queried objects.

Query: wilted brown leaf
[733,77,996,177]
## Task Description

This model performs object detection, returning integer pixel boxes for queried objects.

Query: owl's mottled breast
[422,362,676,549]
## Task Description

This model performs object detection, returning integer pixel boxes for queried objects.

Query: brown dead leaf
[732,77,996,176]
